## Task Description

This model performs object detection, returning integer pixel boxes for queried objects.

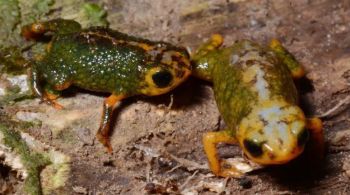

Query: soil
[1,0,350,194]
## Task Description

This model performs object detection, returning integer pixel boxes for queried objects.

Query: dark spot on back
[260,117,269,126]
[278,138,284,145]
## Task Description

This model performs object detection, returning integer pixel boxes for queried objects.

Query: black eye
[243,139,263,157]
[297,129,309,146]
[152,70,173,88]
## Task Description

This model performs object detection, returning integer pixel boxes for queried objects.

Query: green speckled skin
[22,19,191,152]
[35,27,189,96]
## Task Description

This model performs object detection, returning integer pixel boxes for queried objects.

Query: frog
[21,19,191,152]
[191,34,324,177]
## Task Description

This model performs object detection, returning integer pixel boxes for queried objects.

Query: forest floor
[1,0,350,194]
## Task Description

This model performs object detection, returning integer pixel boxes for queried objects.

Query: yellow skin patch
[192,34,324,177]
[242,65,270,101]
[137,43,154,51]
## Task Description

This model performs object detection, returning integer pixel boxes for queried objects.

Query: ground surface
[1,0,350,194]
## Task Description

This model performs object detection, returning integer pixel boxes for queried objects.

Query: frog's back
[36,28,148,93]
[212,40,298,131]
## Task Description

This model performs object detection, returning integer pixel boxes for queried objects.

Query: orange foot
[42,92,63,110]
[96,132,113,153]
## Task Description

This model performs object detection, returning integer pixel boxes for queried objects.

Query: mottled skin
[192,35,323,177]
[21,19,191,152]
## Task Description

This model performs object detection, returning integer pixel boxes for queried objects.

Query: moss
[0,0,56,75]
[0,47,28,75]
[0,0,21,47]
[0,0,56,49]
[0,0,109,76]
[0,1,108,194]
[79,3,108,27]
[0,77,33,106]
[52,1,108,27]
[18,0,55,24]
[41,151,71,195]
[0,124,50,195]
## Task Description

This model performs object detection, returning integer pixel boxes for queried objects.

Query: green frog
[21,19,191,152]
[192,34,323,177]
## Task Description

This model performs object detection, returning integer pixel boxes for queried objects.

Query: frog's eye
[297,129,309,146]
[152,70,173,88]
[243,139,263,157]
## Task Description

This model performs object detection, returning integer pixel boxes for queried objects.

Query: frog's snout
[238,101,309,165]
[242,128,308,165]
[242,137,307,165]
[139,49,191,96]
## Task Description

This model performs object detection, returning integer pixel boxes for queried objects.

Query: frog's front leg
[42,84,64,110]
[29,67,63,109]
[96,94,126,153]
[269,39,305,79]
[29,66,43,99]
[21,19,82,40]
[203,130,244,177]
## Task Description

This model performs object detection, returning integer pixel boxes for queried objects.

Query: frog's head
[139,45,191,96]
[236,101,308,165]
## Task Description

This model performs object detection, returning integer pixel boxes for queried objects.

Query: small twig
[133,144,160,158]
[179,170,199,190]
[167,153,208,171]
[146,158,152,182]
[167,94,174,110]
[330,129,350,145]
[166,164,182,174]
[317,96,350,118]
[217,177,229,195]
[134,144,207,173]
[328,146,350,153]
[277,191,293,195]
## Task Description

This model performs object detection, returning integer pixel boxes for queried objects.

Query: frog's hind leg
[269,39,305,79]
[203,130,244,177]
[192,34,224,59]
[21,19,82,40]
[96,94,127,153]
[191,34,224,81]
